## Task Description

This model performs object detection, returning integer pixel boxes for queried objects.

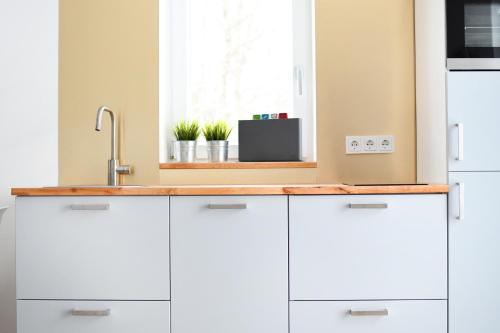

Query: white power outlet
[346,136,363,153]
[346,135,395,154]
[378,135,394,152]
[362,137,378,152]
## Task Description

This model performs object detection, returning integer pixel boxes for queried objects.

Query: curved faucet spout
[95,105,116,160]
[94,105,131,186]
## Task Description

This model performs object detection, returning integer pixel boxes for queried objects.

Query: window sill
[159,161,318,170]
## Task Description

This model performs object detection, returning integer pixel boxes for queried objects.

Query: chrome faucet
[95,106,132,186]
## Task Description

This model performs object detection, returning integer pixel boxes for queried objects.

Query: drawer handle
[349,309,389,317]
[456,182,465,221]
[207,204,247,210]
[348,203,388,209]
[71,309,111,317]
[69,204,110,211]
[455,123,464,161]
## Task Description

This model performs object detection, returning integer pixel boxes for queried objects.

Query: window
[160,0,316,162]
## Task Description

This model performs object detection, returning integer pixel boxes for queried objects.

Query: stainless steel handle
[116,165,132,175]
[295,66,304,96]
[348,203,388,209]
[69,204,110,211]
[207,203,247,210]
[456,182,465,221]
[71,309,111,317]
[349,309,389,317]
[456,123,464,161]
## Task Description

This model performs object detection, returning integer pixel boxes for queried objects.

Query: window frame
[159,0,316,162]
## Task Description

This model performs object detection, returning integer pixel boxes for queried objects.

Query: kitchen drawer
[16,196,170,300]
[290,195,447,300]
[290,300,447,333]
[17,300,170,333]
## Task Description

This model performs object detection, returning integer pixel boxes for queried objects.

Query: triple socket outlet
[346,135,395,154]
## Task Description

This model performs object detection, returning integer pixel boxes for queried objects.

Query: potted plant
[173,120,201,162]
[203,120,232,162]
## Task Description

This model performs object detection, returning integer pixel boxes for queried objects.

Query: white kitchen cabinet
[448,71,500,171]
[16,196,170,300]
[170,196,288,333]
[290,194,447,300]
[290,300,447,333]
[449,172,500,333]
[17,300,170,333]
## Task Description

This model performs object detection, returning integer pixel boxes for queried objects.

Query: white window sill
[159,160,318,170]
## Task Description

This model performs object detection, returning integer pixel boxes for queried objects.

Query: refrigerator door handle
[456,182,465,221]
[456,123,464,161]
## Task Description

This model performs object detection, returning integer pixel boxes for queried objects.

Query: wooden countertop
[11,184,448,196]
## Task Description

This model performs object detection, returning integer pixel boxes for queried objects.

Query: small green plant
[203,120,233,141]
[173,120,201,141]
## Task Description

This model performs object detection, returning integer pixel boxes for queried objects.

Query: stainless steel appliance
[447,0,500,69]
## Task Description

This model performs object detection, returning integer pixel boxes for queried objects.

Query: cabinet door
[170,196,288,333]
[16,196,170,300]
[448,72,500,171]
[449,173,500,333]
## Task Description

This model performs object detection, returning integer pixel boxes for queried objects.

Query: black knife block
[238,119,302,162]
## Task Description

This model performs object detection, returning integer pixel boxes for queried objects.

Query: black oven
[447,0,500,69]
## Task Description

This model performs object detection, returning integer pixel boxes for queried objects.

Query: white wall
[0,1,58,332]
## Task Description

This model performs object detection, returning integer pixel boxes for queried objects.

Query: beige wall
[60,0,416,186]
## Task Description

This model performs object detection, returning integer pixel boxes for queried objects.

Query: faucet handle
[116,165,132,175]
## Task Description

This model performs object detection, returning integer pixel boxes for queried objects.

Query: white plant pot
[207,140,229,162]
[178,141,197,162]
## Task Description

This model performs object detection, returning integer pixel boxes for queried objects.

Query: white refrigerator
[448,71,500,333]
